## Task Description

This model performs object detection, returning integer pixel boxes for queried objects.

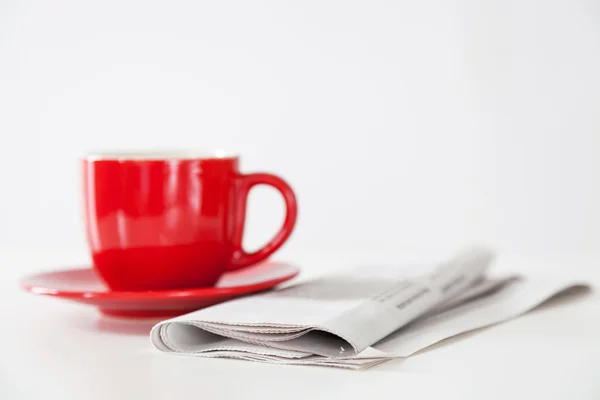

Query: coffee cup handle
[227,173,298,270]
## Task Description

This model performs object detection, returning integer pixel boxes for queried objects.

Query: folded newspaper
[150,246,589,370]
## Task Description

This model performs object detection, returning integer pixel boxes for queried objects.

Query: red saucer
[19,261,299,318]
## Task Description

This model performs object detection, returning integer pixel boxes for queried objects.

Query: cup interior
[85,149,237,161]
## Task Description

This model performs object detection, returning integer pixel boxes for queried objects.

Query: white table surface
[1,250,599,400]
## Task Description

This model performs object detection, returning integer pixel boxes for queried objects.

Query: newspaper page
[150,246,589,370]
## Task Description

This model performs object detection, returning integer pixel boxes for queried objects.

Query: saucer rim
[18,261,299,300]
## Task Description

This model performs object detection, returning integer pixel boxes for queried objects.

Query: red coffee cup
[83,150,297,291]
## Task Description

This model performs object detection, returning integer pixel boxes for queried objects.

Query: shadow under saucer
[70,311,163,336]
[94,315,163,335]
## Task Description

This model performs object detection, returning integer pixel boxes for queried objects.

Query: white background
[2,0,600,271]
[2,3,600,398]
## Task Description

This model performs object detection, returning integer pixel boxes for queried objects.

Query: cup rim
[84,148,239,161]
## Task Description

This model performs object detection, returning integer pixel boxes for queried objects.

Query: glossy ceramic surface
[83,153,297,291]
[19,261,300,318]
